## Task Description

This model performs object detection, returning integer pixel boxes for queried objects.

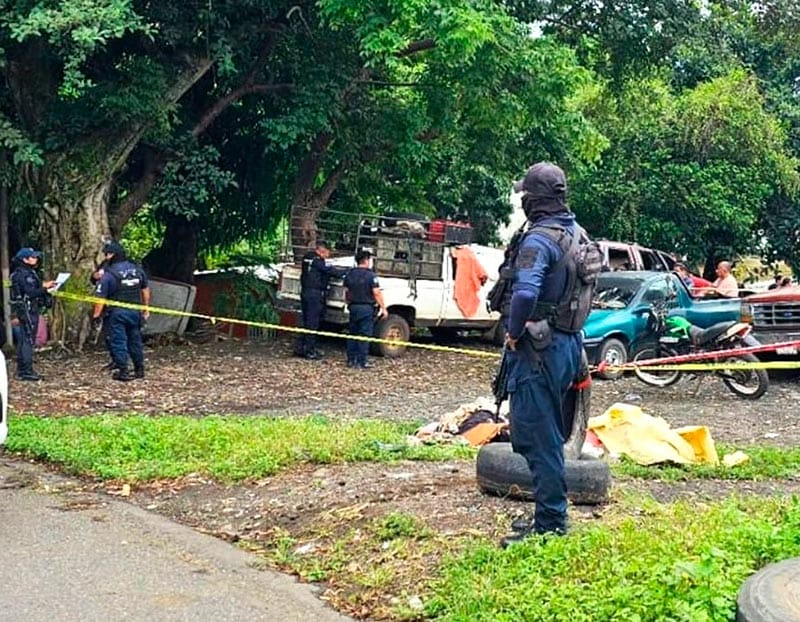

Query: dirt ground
[6,332,800,618]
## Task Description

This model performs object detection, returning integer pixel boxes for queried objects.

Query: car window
[640,249,663,271]
[593,275,645,309]
[607,247,634,271]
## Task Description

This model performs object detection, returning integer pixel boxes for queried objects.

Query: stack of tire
[476,359,611,505]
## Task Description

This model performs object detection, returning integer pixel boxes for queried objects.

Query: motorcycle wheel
[719,353,769,400]
[632,346,681,387]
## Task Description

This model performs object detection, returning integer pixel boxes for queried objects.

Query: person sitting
[673,262,712,296]
[697,261,738,298]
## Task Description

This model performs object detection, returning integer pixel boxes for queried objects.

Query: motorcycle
[632,304,769,400]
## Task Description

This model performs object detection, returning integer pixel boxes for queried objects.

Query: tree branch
[191,82,294,137]
[398,38,436,57]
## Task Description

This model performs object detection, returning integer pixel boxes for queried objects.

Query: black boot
[112,369,132,382]
[510,516,532,532]
[134,367,145,379]
[500,525,566,549]
[16,371,42,382]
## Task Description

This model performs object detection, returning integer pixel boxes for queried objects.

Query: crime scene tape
[50,289,800,372]
[52,290,500,358]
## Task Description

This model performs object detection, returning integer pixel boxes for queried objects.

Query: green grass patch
[613,444,800,481]
[5,414,474,481]
[425,494,800,622]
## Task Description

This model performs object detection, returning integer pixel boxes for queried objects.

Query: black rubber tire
[597,337,627,380]
[736,557,800,622]
[476,443,610,505]
[720,353,769,400]
[373,314,410,358]
[633,345,681,387]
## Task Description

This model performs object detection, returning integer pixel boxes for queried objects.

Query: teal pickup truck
[582,271,743,378]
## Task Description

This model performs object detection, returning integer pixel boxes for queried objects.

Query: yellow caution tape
[52,290,500,358]
[43,290,800,370]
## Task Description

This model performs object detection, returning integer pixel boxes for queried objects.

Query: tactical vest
[107,265,144,304]
[488,224,602,333]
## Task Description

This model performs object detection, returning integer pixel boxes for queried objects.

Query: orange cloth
[452,246,488,318]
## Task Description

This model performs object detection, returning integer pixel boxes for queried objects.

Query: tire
[719,353,769,400]
[597,337,627,380]
[736,557,800,622]
[633,346,681,387]
[373,314,410,358]
[476,443,610,505]
[562,349,591,460]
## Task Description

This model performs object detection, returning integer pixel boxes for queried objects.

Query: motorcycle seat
[689,321,735,346]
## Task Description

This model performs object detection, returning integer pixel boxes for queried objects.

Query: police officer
[10,248,55,381]
[295,240,346,360]
[91,241,151,381]
[500,162,586,546]
[344,250,387,369]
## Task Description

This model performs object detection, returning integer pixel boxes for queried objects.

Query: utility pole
[0,151,13,350]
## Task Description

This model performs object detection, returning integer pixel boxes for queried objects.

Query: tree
[570,70,799,273]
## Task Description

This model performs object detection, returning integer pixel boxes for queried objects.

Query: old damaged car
[583,271,744,379]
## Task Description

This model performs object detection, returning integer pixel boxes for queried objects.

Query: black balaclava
[102,240,127,263]
[516,162,569,223]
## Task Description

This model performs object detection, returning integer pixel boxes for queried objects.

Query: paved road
[0,458,351,622]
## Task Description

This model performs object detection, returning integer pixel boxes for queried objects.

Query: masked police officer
[10,247,55,381]
[500,162,590,546]
[295,240,346,360]
[344,249,387,369]
[91,241,151,381]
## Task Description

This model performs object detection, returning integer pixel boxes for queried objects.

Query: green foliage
[4,414,474,481]
[571,69,799,267]
[211,271,279,325]
[5,0,152,97]
[426,495,800,621]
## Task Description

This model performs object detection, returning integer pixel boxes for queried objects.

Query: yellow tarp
[588,402,719,466]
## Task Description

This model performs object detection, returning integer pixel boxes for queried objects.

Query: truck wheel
[476,443,610,505]
[597,337,627,380]
[736,557,800,622]
[374,314,410,357]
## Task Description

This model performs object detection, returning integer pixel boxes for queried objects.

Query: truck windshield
[592,275,645,309]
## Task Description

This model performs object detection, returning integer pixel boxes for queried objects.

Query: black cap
[102,240,125,256]
[513,162,567,198]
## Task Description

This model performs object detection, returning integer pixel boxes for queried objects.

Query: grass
[613,443,800,481]
[423,494,800,622]
[6,413,800,484]
[4,414,474,481]
[5,413,800,620]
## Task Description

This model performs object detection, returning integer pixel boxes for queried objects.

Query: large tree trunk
[289,132,344,261]
[143,214,199,283]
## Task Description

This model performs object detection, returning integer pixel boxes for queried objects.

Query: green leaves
[6,0,152,97]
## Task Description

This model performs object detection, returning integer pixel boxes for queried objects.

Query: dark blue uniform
[95,260,148,377]
[297,250,343,359]
[344,267,380,368]
[506,213,583,535]
[10,264,49,378]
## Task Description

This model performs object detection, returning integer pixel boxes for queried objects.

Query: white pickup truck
[276,239,505,357]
